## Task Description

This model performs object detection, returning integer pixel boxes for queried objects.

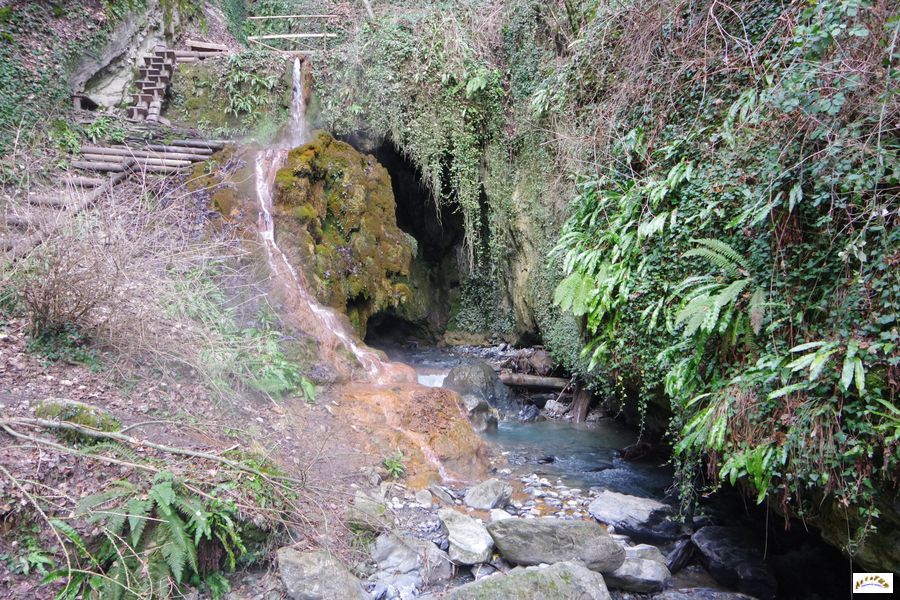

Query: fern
[684,238,750,278]
[60,472,247,598]
[553,271,594,316]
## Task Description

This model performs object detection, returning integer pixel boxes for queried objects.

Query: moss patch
[35,399,121,442]
[272,132,414,337]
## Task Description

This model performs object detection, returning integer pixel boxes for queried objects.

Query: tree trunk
[571,383,592,423]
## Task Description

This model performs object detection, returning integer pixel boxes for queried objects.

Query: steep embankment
[312,0,899,572]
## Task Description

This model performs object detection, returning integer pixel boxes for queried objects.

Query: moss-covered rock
[35,399,121,442]
[272,132,414,337]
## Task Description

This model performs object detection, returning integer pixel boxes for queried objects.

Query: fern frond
[553,271,594,316]
[691,238,750,271]
[748,287,766,334]
[75,482,135,517]
[125,498,152,547]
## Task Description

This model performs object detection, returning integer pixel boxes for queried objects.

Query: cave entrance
[363,140,465,346]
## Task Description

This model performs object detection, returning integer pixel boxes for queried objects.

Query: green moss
[35,400,121,442]
[272,132,414,337]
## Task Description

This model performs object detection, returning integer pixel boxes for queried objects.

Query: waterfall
[253,57,406,383]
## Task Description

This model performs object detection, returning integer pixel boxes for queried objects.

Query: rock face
[444,561,612,600]
[691,526,777,600]
[486,517,625,573]
[457,393,499,432]
[587,490,681,541]
[273,132,415,337]
[276,548,367,600]
[464,478,512,509]
[604,555,671,592]
[372,532,453,589]
[438,508,494,565]
[444,361,518,415]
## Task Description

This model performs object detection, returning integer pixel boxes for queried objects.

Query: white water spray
[253,57,389,380]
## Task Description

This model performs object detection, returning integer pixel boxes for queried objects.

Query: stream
[379,344,675,498]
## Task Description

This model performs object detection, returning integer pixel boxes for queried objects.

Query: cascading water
[253,58,409,383]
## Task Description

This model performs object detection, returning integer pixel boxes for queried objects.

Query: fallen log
[499,373,570,390]
[144,143,213,155]
[79,153,192,168]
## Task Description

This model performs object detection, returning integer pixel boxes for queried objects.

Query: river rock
[486,517,625,572]
[347,490,393,531]
[691,526,777,600]
[464,478,512,509]
[543,398,570,417]
[444,361,518,415]
[438,508,494,565]
[625,543,667,564]
[371,532,453,588]
[443,561,611,600]
[666,537,695,574]
[276,548,367,600]
[458,394,499,432]
[654,589,758,600]
[604,555,671,592]
[490,508,513,521]
[588,490,681,541]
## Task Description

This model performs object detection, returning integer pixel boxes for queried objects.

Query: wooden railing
[246,14,339,54]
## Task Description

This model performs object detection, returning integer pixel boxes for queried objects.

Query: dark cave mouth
[361,139,466,346]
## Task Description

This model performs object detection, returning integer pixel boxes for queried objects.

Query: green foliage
[549,0,899,538]
[0,524,55,576]
[382,450,406,479]
[47,471,246,599]
[82,116,126,145]
[26,323,102,369]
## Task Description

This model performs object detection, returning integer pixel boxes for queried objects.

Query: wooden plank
[169,139,227,150]
[80,154,192,168]
[185,39,228,51]
[246,14,336,19]
[247,33,338,40]
[72,160,125,172]
[144,143,213,155]
[82,146,210,162]
[63,176,106,188]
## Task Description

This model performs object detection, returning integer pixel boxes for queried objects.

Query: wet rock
[444,361,518,415]
[371,532,453,588]
[458,394,499,433]
[443,561,611,600]
[486,517,625,572]
[666,538,695,574]
[654,589,758,600]
[516,404,542,422]
[588,490,682,542]
[438,508,494,565]
[691,526,777,600]
[543,398,570,417]
[605,556,671,592]
[464,478,512,509]
[276,548,367,600]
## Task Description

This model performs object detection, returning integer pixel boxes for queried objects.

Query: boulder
[654,589,758,600]
[443,561,611,600]
[516,404,542,422]
[276,548,367,600]
[543,398,570,417]
[444,361,518,415]
[458,394,499,432]
[489,509,513,522]
[626,544,667,564]
[666,538,695,574]
[438,508,494,565]
[486,517,625,573]
[371,532,453,588]
[587,490,681,541]
[604,556,671,592]
[464,478,512,509]
[691,526,777,600]
[346,490,393,531]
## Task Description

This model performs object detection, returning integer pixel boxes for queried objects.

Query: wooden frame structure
[246,14,339,54]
